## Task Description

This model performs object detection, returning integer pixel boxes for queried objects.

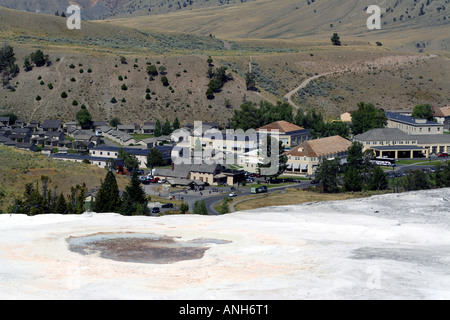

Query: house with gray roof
[42,120,62,132]
[386,112,444,135]
[354,128,450,158]
[154,162,244,186]
[0,117,10,126]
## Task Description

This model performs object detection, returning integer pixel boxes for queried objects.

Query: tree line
[230,100,388,139]
[314,141,450,194]
[8,176,87,215]
[314,141,389,193]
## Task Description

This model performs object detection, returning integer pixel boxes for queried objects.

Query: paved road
[144,179,313,215]
[190,180,312,215]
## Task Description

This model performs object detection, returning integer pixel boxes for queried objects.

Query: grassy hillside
[0,7,277,124]
[0,0,257,19]
[105,0,450,52]
[0,6,448,124]
[0,145,130,212]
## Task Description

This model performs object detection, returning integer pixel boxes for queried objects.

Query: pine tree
[331,33,341,46]
[93,171,121,213]
[193,200,208,215]
[120,170,148,216]
[368,166,389,191]
[344,166,363,192]
[180,202,189,214]
[55,192,67,214]
[154,119,162,137]
[146,148,164,169]
[162,118,172,135]
[173,117,180,131]
[315,158,341,193]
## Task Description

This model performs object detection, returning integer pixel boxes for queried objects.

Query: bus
[370,157,396,167]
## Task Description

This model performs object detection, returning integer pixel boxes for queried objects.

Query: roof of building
[117,125,136,130]
[354,128,414,142]
[439,106,450,117]
[154,163,226,179]
[258,121,305,133]
[42,120,62,129]
[412,134,450,144]
[90,145,173,156]
[286,136,352,158]
[385,112,442,126]
[51,154,125,163]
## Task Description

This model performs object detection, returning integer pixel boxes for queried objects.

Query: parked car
[150,178,160,183]
[229,192,237,197]
[438,153,449,157]
[310,180,317,184]
[162,203,173,208]
[151,207,160,214]
[138,176,150,184]
[246,178,254,183]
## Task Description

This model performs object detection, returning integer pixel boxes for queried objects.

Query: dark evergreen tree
[162,118,172,135]
[93,171,121,213]
[120,170,148,216]
[315,158,341,193]
[331,33,341,46]
[76,105,92,129]
[154,119,162,137]
[193,200,208,215]
[146,148,164,169]
[368,165,389,191]
[344,166,363,192]
[173,117,180,131]
[55,192,67,214]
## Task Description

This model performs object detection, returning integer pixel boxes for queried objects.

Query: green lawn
[131,134,154,140]
[396,159,445,166]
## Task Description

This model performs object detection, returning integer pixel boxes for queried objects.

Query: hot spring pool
[67,233,231,264]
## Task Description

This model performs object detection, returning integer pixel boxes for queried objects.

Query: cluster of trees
[0,43,19,86]
[411,104,435,122]
[8,176,87,215]
[24,49,50,71]
[315,142,389,193]
[93,170,149,216]
[76,105,92,129]
[401,163,450,192]
[0,112,17,125]
[230,100,351,139]
[350,102,388,135]
[192,199,208,215]
[315,142,450,194]
[206,57,233,99]
[154,117,180,137]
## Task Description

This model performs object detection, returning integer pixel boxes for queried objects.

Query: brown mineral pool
[67,233,231,264]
